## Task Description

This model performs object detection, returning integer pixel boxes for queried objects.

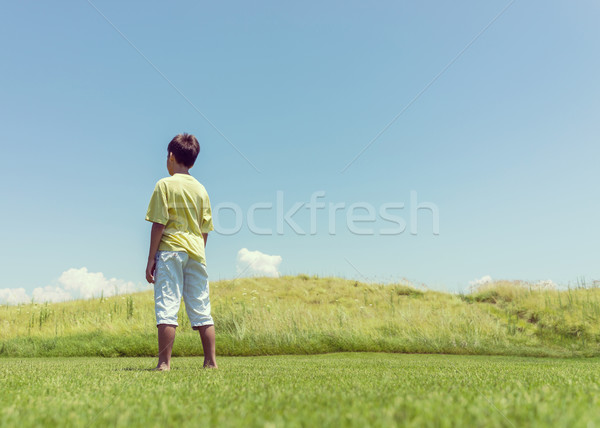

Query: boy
[145,133,217,370]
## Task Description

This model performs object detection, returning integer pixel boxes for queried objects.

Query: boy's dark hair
[168,133,200,167]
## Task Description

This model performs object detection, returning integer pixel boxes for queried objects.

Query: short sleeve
[145,181,169,225]
[201,195,214,233]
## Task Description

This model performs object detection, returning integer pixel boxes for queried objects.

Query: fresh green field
[2,353,600,427]
[2,276,600,358]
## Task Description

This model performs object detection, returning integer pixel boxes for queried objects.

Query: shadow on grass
[114,367,181,372]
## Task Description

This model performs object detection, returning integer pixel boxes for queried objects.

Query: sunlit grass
[2,353,600,427]
[1,275,600,357]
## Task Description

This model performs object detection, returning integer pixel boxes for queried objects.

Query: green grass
[2,353,600,427]
[2,275,600,358]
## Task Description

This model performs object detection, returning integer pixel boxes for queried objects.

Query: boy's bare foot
[153,363,170,371]
[203,361,218,369]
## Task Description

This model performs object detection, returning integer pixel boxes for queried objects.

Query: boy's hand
[146,222,165,284]
[146,258,156,284]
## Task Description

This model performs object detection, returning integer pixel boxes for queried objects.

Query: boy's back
[145,132,217,370]
[146,173,213,265]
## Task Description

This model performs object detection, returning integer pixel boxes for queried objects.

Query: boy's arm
[146,222,166,284]
[203,233,208,248]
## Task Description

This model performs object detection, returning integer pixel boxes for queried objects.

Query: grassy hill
[2,275,600,358]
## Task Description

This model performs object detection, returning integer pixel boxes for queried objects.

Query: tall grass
[465,280,600,343]
[1,276,599,358]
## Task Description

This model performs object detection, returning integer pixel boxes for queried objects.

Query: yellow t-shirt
[145,173,214,265]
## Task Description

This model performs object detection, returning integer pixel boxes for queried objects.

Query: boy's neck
[170,163,190,175]
[171,167,190,175]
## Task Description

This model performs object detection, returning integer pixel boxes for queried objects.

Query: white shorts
[153,251,214,328]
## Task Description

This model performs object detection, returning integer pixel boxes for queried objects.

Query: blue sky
[1,0,599,301]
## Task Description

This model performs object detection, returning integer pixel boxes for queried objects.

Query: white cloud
[58,267,142,299]
[32,286,73,303]
[0,268,144,305]
[0,287,30,305]
[469,275,493,287]
[236,248,282,278]
[534,279,556,289]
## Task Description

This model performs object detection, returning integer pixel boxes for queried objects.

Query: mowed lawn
[2,353,600,427]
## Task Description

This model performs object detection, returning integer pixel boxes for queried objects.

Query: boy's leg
[153,251,186,370]
[195,325,217,368]
[183,260,217,368]
[157,324,177,370]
